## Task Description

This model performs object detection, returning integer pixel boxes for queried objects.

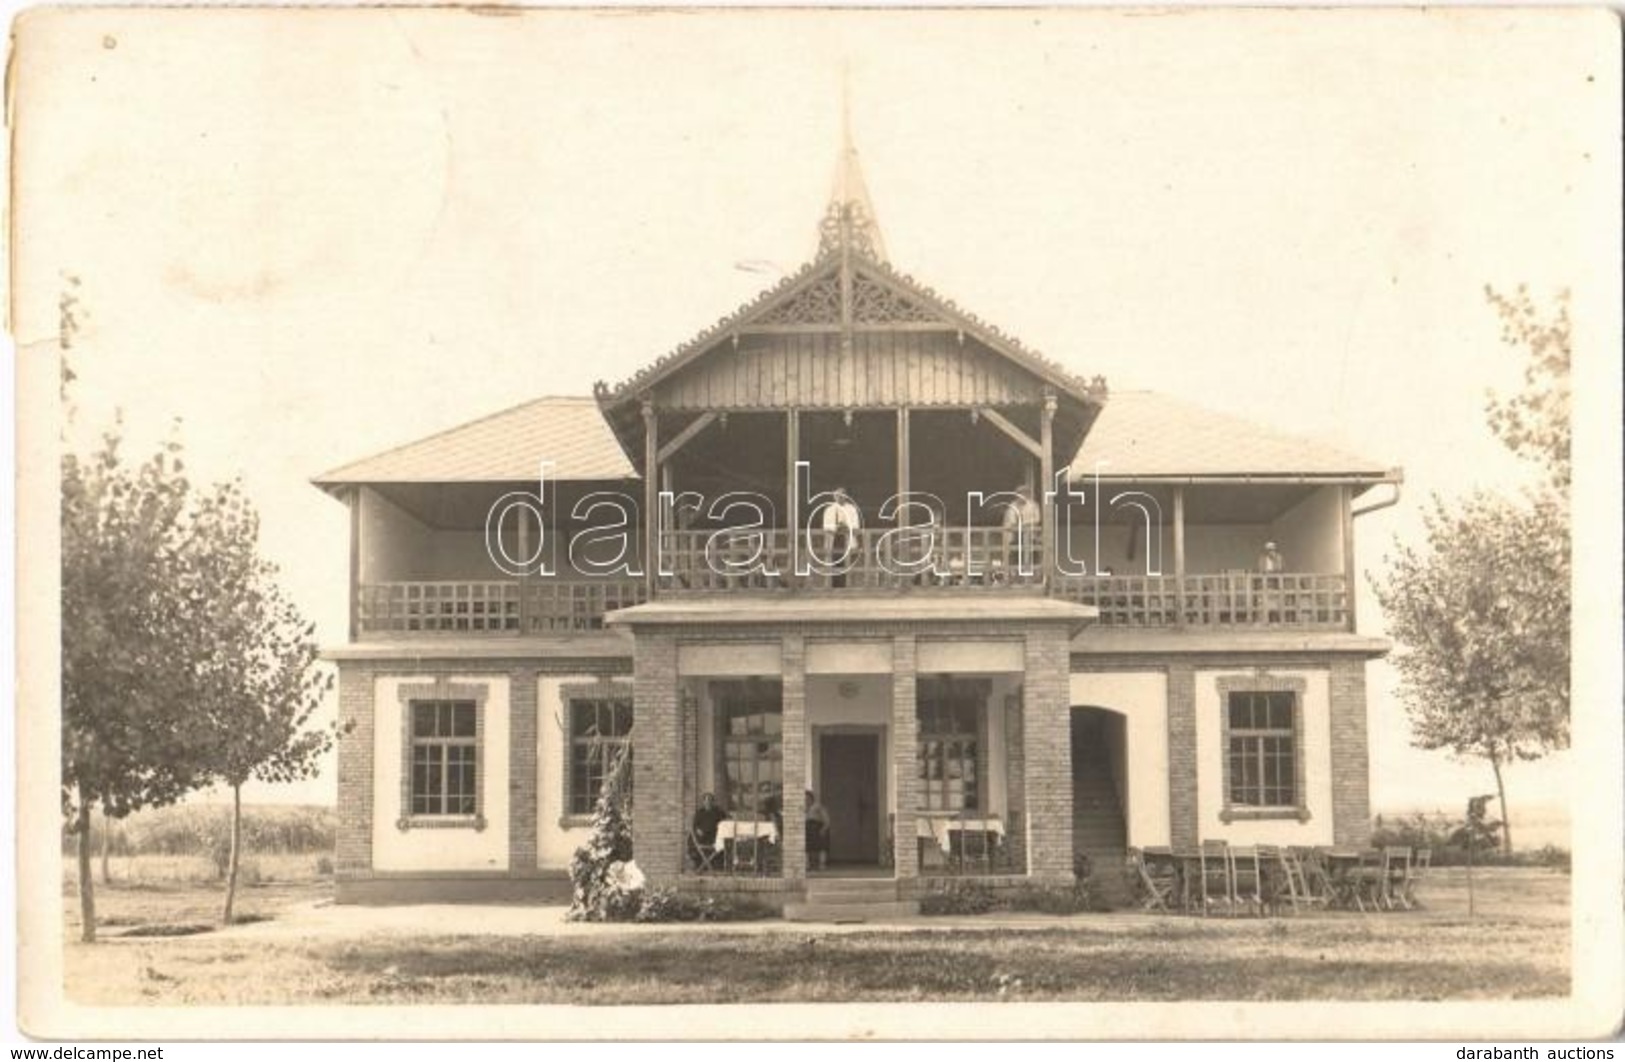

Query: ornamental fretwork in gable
[755,274,842,325]
[850,273,940,325]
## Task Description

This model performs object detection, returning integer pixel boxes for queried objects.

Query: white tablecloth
[916,817,1005,853]
[713,819,779,853]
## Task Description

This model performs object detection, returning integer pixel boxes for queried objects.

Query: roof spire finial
[817,63,887,262]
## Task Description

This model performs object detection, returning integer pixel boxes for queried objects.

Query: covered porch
[607,596,1094,896]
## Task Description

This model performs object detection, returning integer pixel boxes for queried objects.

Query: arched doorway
[1071,706,1130,904]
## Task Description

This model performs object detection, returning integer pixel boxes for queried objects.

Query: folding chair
[1294,847,1338,909]
[1383,845,1414,910]
[1256,845,1292,914]
[1129,848,1177,912]
[1230,846,1265,916]
[1350,850,1386,912]
[1406,847,1431,908]
[688,829,720,874]
[1273,847,1317,913]
[729,831,760,875]
[1200,839,1235,916]
[957,825,994,875]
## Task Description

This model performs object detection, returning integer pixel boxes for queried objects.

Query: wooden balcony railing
[1052,572,1351,630]
[357,579,646,635]
[354,571,1348,634]
[657,527,1045,592]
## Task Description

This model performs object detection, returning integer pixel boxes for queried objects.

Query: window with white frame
[567,694,634,816]
[1218,677,1309,822]
[917,678,988,812]
[713,679,783,819]
[396,679,488,830]
[409,699,479,816]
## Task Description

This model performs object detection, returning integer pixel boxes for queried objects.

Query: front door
[819,733,881,865]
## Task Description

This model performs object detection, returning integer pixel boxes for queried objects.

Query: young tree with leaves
[187,482,338,925]
[1373,493,1569,852]
[62,429,216,941]
[1371,288,1571,853]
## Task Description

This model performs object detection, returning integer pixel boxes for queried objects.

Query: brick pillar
[1023,627,1074,884]
[335,663,374,880]
[1003,686,1028,874]
[891,635,919,882]
[1329,658,1373,846]
[509,668,538,871]
[1167,664,1198,848]
[680,683,699,851]
[780,635,808,881]
[632,632,683,883]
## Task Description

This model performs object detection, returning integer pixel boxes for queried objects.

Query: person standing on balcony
[1256,540,1286,623]
[1002,482,1042,578]
[821,486,862,587]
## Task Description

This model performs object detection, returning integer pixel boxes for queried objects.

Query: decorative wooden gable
[592,129,1107,465]
[603,254,1100,412]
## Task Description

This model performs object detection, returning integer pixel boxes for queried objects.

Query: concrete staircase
[784,876,919,923]
[1072,748,1132,908]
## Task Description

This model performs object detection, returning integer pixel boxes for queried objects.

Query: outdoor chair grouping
[1128,842,1431,916]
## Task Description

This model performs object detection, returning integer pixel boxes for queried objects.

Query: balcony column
[1341,485,1357,630]
[786,409,801,576]
[780,635,807,881]
[1173,486,1186,627]
[642,399,658,597]
[1040,391,1056,587]
[896,407,910,512]
[347,487,361,640]
[516,505,533,633]
[891,635,920,885]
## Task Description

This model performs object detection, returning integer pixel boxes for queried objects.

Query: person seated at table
[688,792,728,868]
[804,789,831,870]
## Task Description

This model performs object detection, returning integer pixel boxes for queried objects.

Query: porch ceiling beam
[975,406,1045,461]
[656,411,719,465]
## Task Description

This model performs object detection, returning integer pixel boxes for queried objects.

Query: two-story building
[315,143,1400,913]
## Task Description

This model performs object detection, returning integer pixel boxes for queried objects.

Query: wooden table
[714,820,779,874]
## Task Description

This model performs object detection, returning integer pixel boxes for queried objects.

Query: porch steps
[784,878,919,923]
[1072,751,1132,909]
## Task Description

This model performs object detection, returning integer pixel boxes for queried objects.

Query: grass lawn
[63,864,1569,1005]
[63,853,332,934]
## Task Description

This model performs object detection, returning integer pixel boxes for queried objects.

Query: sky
[12,7,1617,823]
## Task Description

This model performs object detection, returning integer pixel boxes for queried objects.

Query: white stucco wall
[678,642,782,676]
[1069,671,1170,847]
[372,673,510,871]
[1194,668,1334,845]
[535,673,635,870]
[1267,486,1344,574]
[358,487,433,583]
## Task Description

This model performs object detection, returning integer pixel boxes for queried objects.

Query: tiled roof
[1070,391,1395,480]
[315,388,1396,490]
[313,396,635,487]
